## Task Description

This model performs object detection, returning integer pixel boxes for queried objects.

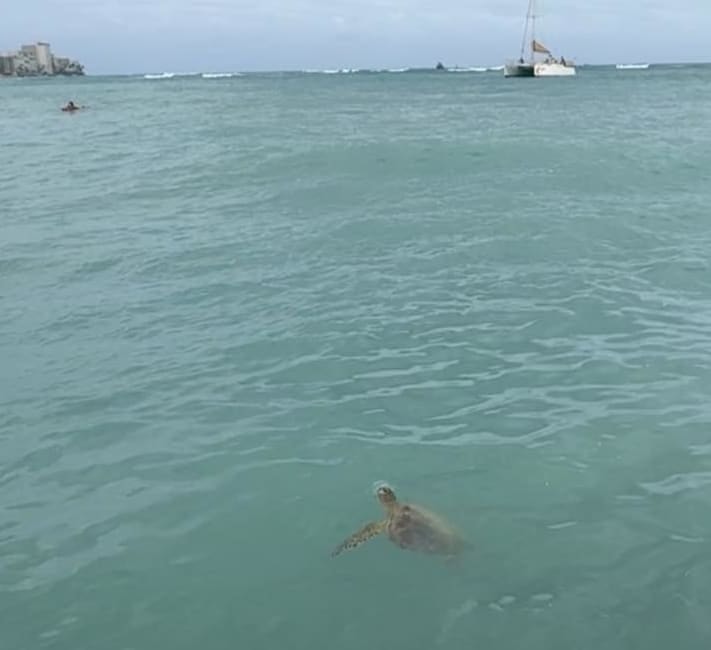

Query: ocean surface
[2,64,711,650]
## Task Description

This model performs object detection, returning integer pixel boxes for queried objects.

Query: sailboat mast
[519,0,535,61]
[530,0,536,61]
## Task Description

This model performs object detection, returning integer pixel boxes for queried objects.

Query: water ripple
[3,68,711,649]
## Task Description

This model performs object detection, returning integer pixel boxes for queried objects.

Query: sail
[532,40,551,54]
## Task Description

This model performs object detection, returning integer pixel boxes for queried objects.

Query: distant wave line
[615,63,650,70]
[142,66,509,80]
[202,72,243,78]
[143,71,244,80]
[300,66,501,75]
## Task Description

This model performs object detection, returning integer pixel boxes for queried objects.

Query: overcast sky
[2,0,709,74]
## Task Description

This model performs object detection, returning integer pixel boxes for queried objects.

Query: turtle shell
[386,503,463,555]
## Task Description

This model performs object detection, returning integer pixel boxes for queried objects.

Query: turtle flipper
[331,520,386,557]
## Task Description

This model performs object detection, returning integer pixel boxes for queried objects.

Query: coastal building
[34,42,54,73]
[53,56,70,72]
[0,54,15,75]
[52,57,84,75]
[14,47,39,76]
[0,41,84,76]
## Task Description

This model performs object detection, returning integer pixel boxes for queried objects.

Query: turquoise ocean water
[2,65,711,649]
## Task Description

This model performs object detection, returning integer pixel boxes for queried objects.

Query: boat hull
[504,62,535,77]
[534,62,576,76]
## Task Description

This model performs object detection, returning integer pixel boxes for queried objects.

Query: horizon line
[80,60,711,76]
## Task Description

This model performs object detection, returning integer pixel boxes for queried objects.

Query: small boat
[504,0,575,77]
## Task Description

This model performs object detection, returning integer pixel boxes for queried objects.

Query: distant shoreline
[0,41,84,78]
[2,60,709,79]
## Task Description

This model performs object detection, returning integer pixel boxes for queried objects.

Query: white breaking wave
[144,71,243,80]
[300,68,367,74]
[202,72,241,78]
[616,63,650,70]
[143,72,201,79]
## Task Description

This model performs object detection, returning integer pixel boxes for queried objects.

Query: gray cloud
[1,0,709,73]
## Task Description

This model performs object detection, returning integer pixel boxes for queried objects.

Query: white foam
[143,72,202,79]
[202,72,240,78]
[448,66,489,73]
[312,68,363,74]
[616,63,650,70]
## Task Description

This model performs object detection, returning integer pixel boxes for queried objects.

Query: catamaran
[504,0,575,77]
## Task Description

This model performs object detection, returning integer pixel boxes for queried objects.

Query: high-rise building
[0,54,16,75]
[0,42,83,76]
[35,42,53,73]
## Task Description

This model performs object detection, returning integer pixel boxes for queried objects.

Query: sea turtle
[331,485,465,558]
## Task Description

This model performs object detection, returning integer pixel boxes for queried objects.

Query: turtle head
[376,485,397,508]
